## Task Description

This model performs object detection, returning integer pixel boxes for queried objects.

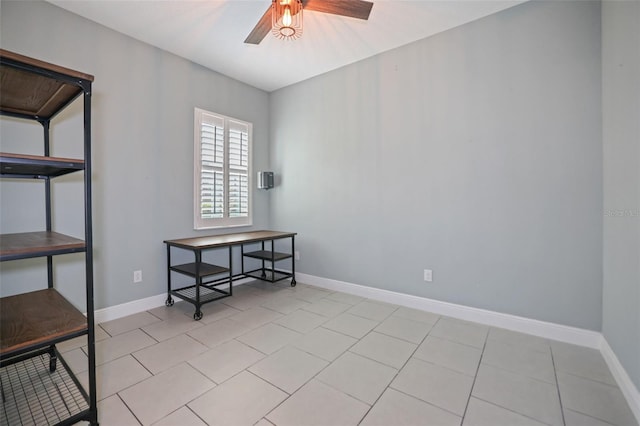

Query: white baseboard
[94,293,167,323]
[93,278,255,323]
[296,273,602,348]
[600,339,640,422]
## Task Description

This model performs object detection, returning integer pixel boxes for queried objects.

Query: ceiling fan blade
[245,6,272,45]
[302,0,373,20]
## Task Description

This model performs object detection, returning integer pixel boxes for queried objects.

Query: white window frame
[194,107,253,229]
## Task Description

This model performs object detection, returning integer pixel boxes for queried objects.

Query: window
[194,108,252,229]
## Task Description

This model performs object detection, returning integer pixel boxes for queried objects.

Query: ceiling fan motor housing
[272,0,303,40]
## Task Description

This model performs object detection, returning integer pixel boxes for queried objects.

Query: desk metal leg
[241,243,245,277]
[260,241,266,279]
[229,246,233,296]
[291,235,297,287]
[165,245,174,306]
[194,250,203,320]
[271,239,276,282]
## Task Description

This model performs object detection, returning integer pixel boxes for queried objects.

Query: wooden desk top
[164,230,296,250]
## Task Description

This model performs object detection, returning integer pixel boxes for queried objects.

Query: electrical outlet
[294,251,300,261]
[423,269,433,282]
[133,270,143,283]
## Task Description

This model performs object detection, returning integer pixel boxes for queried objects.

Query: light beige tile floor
[60,281,637,426]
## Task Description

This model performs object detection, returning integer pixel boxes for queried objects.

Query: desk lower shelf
[170,262,229,278]
[170,283,231,306]
[243,250,292,261]
[244,268,294,283]
[167,261,232,320]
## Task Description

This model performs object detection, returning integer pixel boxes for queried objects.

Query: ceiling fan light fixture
[272,0,303,40]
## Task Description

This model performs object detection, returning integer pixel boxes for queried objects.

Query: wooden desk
[164,230,297,320]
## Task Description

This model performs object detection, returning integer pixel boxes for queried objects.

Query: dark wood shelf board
[0,49,94,82]
[1,49,94,120]
[243,250,292,261]
[0,289,87,358]
[170,262,230,278]
[1,152,84,178]
[0,231,86,261]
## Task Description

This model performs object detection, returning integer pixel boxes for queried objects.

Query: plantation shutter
[200,113,225,219]
[227,120,249,217]
[194,108,252,229]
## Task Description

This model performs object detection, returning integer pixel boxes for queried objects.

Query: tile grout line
[459,327,489,424]
[185,286,347,423]
[387,387,465,419]
[260,301,401,424]
[261,313,365,422]
[262,299,458,424]
[559,369,628,389]
[466,336,567,426]
[550,347,567,426]
[109,309,249,424]
[547,347,628,426]
[115,392,143,425]
[470,396,558,426]
[356,315,447,424]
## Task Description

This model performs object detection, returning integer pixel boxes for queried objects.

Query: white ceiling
[47,0,526,92]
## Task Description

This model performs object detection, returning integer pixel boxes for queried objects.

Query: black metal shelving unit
[0,49,97,425]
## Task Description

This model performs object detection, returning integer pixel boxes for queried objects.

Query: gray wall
[270,0,603,330]
[602,0,640,390]
[2,0,625,341]
[0,1,270,310]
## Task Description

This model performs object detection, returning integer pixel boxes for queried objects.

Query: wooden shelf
[0,48,94,121]
[170,262,230,278]
[1,152,84,178]
[0,289,87,358]
[0,231,85,261]
[243,250,292,261]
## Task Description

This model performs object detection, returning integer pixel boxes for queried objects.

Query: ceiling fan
[245,0,374,45]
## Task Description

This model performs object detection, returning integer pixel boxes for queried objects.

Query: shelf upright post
[81,79,98,426]
[42,119,55,289]
[43,114,58,379]
[43,115,57,379]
